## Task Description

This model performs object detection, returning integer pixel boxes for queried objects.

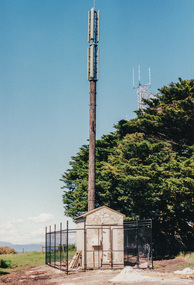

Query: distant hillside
[0,241,44,253]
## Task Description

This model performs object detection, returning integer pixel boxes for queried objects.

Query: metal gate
[124,219,153,268]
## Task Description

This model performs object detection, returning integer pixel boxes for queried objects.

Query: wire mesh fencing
[124,219,153,268]
[45,219,153,274]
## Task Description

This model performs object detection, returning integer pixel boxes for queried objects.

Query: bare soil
[0,258,194,285]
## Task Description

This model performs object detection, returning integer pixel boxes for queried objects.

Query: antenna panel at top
[97,10,100,42]
[90,7,95,41]
[88,8,95,42]
[88,7,99,43]
[88,11,91,42]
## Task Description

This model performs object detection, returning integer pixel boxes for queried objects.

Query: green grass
[0,249,77,275]
[0,252,45,274]
[48,249,76,262]
[177,252,194,269]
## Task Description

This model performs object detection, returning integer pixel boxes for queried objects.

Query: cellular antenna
[87,6,100,212]
[133,66,151,110]
[149,67,151,85]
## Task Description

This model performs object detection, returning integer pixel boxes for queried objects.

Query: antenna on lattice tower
[133,66,151,110]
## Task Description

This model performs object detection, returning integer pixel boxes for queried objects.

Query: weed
[178,252,194,269]
[0,252,45,274]
[0,259,12,269]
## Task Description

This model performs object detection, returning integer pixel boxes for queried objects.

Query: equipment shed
[76,206,125,269]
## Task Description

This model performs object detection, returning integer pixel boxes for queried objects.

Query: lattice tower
[133,66,151,110]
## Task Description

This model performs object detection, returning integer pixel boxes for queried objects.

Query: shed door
[102,226,111,266]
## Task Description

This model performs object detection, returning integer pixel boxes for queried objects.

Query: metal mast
[133,66,151,110]
[87,7,100,211]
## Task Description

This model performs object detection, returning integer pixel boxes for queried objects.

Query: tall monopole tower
[87,7,100,211]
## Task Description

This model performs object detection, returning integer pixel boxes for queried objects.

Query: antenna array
[133,66,151,110]
[87,8,100,81]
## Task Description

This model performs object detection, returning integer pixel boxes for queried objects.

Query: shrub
[0,247,16,255]
[0,259,12,268]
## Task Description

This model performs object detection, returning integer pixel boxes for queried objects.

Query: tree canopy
[61,78,194,257]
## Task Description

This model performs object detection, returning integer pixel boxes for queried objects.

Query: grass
[2,250,192,276]
[0,252,45,274]
[177,252,194,269]
[0,249,77,275]
[48,249,76,262]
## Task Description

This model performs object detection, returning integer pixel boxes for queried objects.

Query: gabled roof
[75,205,125,220]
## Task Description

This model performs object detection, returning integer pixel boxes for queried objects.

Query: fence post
[84,220,87,270]
[60,223,62,271]
[54,224,56,267]
[49,225,51,264]
[45,227,47,264]
[151,219,153,269]
[110,226,113,268]
[67,220,69,275]
[136,219,139,268]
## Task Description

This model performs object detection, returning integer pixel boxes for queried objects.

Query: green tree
[61,79,194,257]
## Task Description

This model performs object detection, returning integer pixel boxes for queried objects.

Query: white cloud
[0,219,25,244]
[3,219,24,229]
[28,228,45,243]
[0,213,70,244]
[13,218,24,224]
[14,228,45,244]
[28,213,54,223]
[0,219,46,244]
[1,219,24,234]
[1,222,16,236]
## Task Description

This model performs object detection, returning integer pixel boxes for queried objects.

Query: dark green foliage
[58,244,76,252]
[0,259,12,269]
[61,79,194,257]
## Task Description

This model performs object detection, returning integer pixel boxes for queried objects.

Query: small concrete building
[75,206,125,269]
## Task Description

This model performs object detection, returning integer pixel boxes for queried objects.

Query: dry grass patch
[0,247,16,255]
[178,252,194,269]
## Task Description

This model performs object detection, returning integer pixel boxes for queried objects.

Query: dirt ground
[0,258,194,285]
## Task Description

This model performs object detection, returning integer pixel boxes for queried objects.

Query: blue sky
[0,0,193,244]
